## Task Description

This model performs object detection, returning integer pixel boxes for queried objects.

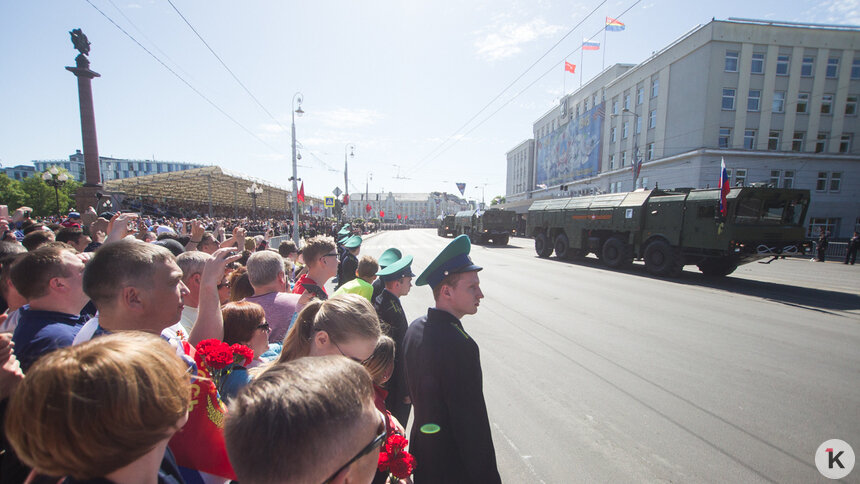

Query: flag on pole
[297,182,305,203]
[605,17,625,31]
[564,61,576,74]
[632,149,642,186]
[719,158,730,216]
[582,38,600,50]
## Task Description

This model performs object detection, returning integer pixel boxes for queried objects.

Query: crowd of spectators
[0,202,407,484]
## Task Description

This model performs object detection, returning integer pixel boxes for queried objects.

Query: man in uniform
[335,235,361,290]
[370,248,401,302]
[372,254,414,426]
[403,235,501,483]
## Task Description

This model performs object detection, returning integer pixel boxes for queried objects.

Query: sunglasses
[322,410,387,484]
[257,322,271,332]
[322,252,340,261]
[332,339,371,365]
[217,281,231,289]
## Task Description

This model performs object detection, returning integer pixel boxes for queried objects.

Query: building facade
[506,139,535,202]
[504,19,860,238]
[344,191,470,222]
[0,165,36,181]
[33,150,205,183]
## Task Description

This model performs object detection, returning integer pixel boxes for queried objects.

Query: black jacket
[374,289,410,424]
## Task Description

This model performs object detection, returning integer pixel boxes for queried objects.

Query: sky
[1,0,858,203]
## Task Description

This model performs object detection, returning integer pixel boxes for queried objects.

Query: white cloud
[312,108,384,128]
[819,0,860,24]
[474,18,564,61]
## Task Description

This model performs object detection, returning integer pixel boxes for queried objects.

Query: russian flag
[605,17,625,31]
[582,38,600,51]
[719,157,730,216]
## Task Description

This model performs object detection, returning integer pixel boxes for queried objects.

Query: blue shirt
[12,305,88,372]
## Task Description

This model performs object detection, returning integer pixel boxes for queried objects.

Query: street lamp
[344,143,355,217]
[246,183,263,221]
[42,166,69,217]
[613,108,643,186]
[474,184,486,209]
[291,92,304,246]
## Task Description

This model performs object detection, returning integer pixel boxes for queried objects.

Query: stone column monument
[65,29,104,210]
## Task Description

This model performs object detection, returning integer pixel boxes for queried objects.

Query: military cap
[342,235,362,249]
[378,248,402,269]
[416,234,482,288]
[338,234,351,244]
[337,225,351,236]
[377,255,415,282]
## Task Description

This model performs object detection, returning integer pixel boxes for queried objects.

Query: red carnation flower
[204,343,234,370]
[385,434,408,454]
[377,451,391,472]
[388,451,415,478]
[231,344,255,367]
[195,339,221,357]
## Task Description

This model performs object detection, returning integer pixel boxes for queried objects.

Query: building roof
[104,165,320,212]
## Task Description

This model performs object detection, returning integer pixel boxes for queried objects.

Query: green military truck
[437,215,457,237]
[453,208,517,245]
[527,186,810,277]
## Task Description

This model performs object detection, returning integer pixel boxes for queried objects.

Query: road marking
[492,421,547,484]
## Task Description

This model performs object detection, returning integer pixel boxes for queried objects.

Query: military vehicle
[453,208,517,245]
[437,215,456,237]
[527,186,810,277]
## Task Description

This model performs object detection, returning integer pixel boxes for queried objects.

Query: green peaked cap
[342,235,362,248]
[377,248,402,269]
[376,255,415,281]
[415,234,482,288]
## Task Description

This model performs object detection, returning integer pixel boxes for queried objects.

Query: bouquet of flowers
[194,339,254,390]
[377,433,415,483]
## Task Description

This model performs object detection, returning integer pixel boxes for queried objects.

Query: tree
[490,195,506,205]
[20,168,82,217]
[0,174,27,209]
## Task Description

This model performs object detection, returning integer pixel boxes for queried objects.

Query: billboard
[535,102,604,187]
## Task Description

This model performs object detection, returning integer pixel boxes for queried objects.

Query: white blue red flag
[582,38,600,51]
[719,157,730,216]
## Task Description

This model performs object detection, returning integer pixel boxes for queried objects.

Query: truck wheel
[697,260,737,277]
[602,237,631,269]
[554,234,570,259]
[644,240,682,277]
[535,233,553,258]
[498,235,509,246]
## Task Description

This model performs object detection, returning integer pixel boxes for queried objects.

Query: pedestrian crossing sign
[324,196,335,208]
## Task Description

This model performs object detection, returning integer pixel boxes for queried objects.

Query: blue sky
[1,0,857,202]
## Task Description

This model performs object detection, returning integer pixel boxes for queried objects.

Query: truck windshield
[733,197,804,225]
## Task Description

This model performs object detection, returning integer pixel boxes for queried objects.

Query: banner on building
[535,102,604,187]
[456,183,466,195]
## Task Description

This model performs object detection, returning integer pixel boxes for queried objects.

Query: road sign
[333,187,342,197]
[324,196,335,208]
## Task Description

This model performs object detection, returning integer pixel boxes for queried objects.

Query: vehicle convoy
[437,215,456,237]
[527,186,810,277]
[453,208,517,245]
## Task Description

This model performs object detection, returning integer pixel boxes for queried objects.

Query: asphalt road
[350,228,860,484]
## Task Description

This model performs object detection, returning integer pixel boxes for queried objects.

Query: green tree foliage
[0,174,27,209]
[17,169,82,217]
[490,195,506,205]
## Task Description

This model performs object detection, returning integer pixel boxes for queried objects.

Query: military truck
[453,208,517,245]
[437,215,456,237]
[527,186,810,277]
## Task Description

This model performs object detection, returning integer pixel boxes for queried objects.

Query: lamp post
[474,184,486,209]
[42,166,69,217]
[614,108,642,188]
[291,92,304,247]
[344,143,355,215]
[246,183,263,221]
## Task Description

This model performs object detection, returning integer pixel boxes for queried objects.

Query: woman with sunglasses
[218,301,273,399]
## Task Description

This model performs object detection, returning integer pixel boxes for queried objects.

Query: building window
[783,170,794,189]
[826,57,839,78]
[735,169,747,187]
[651,78,659,97]
[816,172,828,191]
[769,170,780,187]
[815,132,828,153]
[610,127,617,143]
[719,128,731,148]
[637,87,644,105]
[846,95,858,115]
[751,53,765,74]
[621,151,627,167]
[801,56,814,77]
[624,94,631,110]
[807,218,839,238]
[776,55,790,75]
[821,94,834,115]
[725,51,739,72]
[797,92,810,113]
[648,109,656,129]
[722,88,736,110]
[830,172,842,192]
[744,130,756,149]
[772,91,785,113]
[792,132,804,151]
[768,131,780,150]
[622,121,629,139]
[840,134,852,153]
[612,100,619,115]
[609,154,615,170]
[635,117,642,134]
[748,89,761,111]
[647,143,654,160]
[852,58,860,79]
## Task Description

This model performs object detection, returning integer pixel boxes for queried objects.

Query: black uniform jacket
[403,308,501,484]
[336,251,358,289]
[374,289,410,423]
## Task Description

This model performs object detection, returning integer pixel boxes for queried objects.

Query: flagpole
[602,19,607,71]
[580,48,583,88]
[563,60,566,97]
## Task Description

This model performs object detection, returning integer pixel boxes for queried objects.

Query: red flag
[379,210,385,218]
[565,62,576,74]
[297,182,305,203]
[397,214,401,220]
[365,203,372,213]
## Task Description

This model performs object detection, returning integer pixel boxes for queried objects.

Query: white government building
[504,18,860,239]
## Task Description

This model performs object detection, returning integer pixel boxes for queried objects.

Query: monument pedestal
[74,184,104,212]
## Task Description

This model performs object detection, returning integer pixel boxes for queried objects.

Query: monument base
[74,184,104,212]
